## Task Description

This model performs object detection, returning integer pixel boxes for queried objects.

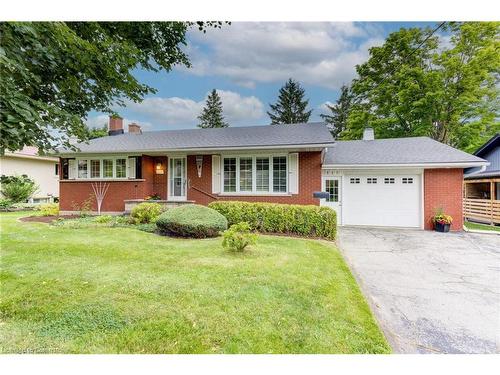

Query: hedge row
[208,201,336,240]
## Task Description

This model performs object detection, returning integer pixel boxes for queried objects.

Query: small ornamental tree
[197,89,229,128]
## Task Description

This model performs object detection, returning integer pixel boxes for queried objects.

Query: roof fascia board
[55,143,335,157]
[322,161,490,169]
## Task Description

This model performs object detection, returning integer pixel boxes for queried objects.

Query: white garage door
[343,173,421,228]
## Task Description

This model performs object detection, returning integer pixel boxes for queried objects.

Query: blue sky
[87,22,437,131]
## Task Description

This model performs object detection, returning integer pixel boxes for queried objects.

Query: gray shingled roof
[324,137,486,165]
[60,122,334,154]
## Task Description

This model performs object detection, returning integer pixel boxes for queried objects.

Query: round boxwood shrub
[156,204,228,238]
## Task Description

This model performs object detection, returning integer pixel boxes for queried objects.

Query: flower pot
[435,222,450,233]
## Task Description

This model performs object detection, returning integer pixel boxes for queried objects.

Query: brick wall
[59,155,156,212]
[187,152,322,206]
[424,168,464,231]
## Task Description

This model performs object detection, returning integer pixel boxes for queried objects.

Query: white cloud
[183,22,385,89]
[123,90,265,128]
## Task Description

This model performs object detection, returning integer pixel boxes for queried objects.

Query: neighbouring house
[0,146,60,203]
[56,117,487,231]
[463,133,500,225]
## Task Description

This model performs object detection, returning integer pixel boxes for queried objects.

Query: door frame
[168,156,187,201]
[321,175,342,225]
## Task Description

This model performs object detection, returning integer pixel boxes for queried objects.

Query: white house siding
[0,155,59,202]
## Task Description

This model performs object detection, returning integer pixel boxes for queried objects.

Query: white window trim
[220,154,289,195]
[75,157,130,180]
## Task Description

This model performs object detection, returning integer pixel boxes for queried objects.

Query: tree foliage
[85,124,108,140]
[320,84,354,139]
[0,21,225,154]
[343,22,500,152]
[268,78,312,124]
[197,89,229,128]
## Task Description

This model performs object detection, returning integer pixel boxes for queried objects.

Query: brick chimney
[108,116,124,136]
[128,122,142,134]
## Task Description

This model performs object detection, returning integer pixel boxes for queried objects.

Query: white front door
[321,176,342,224]
[168,157,187,201]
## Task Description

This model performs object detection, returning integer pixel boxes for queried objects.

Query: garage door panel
[343,174,421,228]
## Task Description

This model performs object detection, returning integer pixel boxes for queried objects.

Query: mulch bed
[19,215,79,223]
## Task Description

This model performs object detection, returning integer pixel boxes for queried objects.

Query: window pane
[103,159,113,178]
[77,160,88,178]
[223,158,236,192]
[90,160,101,178]
[326,179,339,202]
[239,157,253,192]
[115,159,126,178]
[256,157,269,192]
[272,156,287,192]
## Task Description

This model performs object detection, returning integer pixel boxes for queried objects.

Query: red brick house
[57,117,487,231]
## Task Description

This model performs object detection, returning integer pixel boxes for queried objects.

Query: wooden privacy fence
[463,198,500,225]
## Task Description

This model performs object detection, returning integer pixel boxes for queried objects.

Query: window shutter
[288,153,299,194]
[128,157,136,179]
[212,155,221,194]
[68,159,76,179]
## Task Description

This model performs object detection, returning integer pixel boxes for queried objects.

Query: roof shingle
[324,137,486,165]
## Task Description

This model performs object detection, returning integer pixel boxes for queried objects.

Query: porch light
[196,155,203,178]
[155,162,164,175]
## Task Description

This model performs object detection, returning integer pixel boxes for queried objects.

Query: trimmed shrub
[0,198,13,210]
[222,222,257,252]
[209,201,337,240]
[156,204,228,238]
[130,202,163,224]
[93,215,113,224]
[39,203,59,216]
[0,174,38,203]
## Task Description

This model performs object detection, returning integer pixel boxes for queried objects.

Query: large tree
[343,22,500,152]
[197,89,229,128]
[0,22,224,154]
[268,78,312,124]
[320,84,354,139]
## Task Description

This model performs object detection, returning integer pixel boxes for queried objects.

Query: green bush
[156,204,228,238]
[93,215,113,224]
[0,174,38,203]
[0,198,13,210]
[130,202,163,224]
[222,222,257,252]
[209,201,337,240]
[39,203,59,216]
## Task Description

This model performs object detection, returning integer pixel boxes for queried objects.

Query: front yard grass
[0,212,390,354]
[464,221,500,233]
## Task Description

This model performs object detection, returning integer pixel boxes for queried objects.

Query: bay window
[103,159,113,178]
[223,158,236,192]
[239,157,253,192]
[272,156,287,193]
[115,158,127,178]
[222,155,288,194]
[256,157,269,191]
[75,157,129,179]
[90,160,101,178]
[78,160,88,179]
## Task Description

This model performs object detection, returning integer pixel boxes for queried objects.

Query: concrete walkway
[337,227,500,353]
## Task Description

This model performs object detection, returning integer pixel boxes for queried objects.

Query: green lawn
[0,212,390,354]
[464,221,500,232]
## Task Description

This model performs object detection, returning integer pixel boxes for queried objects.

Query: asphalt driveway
[337,227,500,354]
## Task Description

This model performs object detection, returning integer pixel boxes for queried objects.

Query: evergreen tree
[320,84,354,139]
[267,79,312,124]
[197,89,229,128]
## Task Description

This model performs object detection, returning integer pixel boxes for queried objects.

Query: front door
[321,177,342,224]
[168,157,186,201]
